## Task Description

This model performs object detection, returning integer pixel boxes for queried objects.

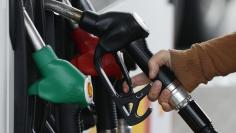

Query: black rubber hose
[93,77,118,132]
[178,101,216,133]
[58,105,81,133]
[126,38,217,133]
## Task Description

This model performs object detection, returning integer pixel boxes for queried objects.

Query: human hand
[123,50,173,112]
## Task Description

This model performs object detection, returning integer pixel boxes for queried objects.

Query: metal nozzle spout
[62,0,72,6]
[62,0,79,28]
[23,9,45,51]
[44,0,83,22]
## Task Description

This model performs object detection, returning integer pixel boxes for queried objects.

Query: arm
[124,32,236,111]
[171,32,236,92]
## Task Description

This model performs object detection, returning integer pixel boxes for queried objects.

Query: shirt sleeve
[170,32,236,92]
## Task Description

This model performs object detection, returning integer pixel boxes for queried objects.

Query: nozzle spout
[44,0,83,22]
[23,9,45,50]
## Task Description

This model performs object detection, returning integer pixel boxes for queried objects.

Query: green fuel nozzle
[23,9,93,107]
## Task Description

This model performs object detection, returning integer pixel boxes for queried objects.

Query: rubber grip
[179,101,217,133]
[126,39,175,89]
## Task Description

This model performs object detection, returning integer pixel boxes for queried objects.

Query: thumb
[148,50,170,79]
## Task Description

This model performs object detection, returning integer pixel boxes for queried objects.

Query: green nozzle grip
[28,45,92,107]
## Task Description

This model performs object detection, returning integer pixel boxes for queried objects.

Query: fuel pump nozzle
[23,9,93,106]
[77,11,218,133]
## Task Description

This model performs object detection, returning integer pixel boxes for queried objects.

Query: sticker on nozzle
[84,76,94,104]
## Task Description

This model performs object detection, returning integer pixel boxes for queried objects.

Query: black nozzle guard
[94,45,151,126]
[113,84,152,125]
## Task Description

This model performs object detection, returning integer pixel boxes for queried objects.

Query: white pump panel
[0,0,14,133]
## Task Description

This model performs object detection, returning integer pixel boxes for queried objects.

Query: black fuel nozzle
[78,11,153,126]
[78,11,217,132]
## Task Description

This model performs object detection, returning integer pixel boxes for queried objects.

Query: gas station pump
[44,0,217,132]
